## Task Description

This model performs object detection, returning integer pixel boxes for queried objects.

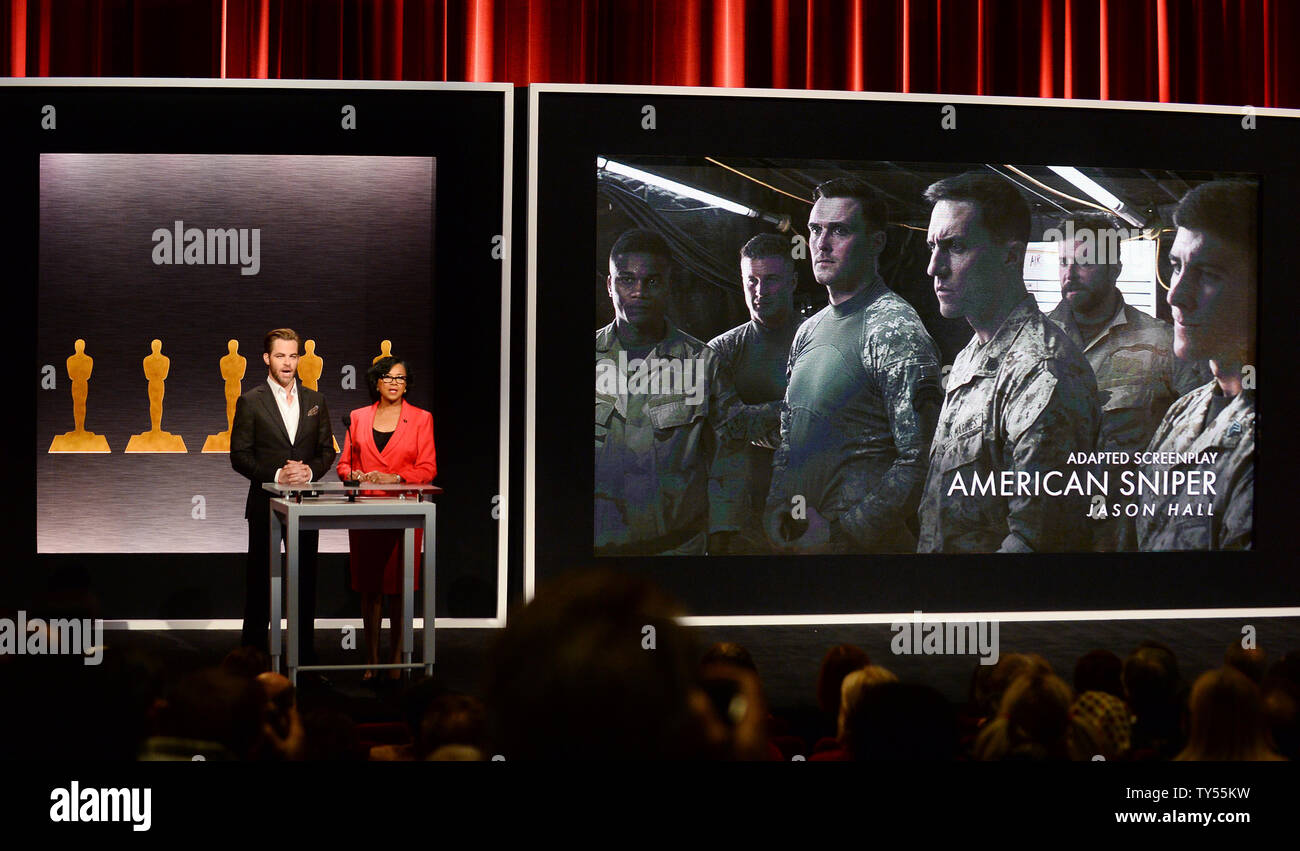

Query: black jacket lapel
[257,383,293,447]
[293,387,315,455]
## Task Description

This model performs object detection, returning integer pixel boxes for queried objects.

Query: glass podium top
[262,482,443,500]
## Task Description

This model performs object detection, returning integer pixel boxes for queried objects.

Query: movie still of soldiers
[594,157,1256,555]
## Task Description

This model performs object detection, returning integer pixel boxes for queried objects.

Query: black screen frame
[528,84,1298,620]
[4,79,512,625]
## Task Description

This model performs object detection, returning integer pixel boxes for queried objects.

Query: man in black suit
[231,328,337,661]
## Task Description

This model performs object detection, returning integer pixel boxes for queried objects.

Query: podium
[263,482,441,684]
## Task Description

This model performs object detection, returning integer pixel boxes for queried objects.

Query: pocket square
[307,405,319,417]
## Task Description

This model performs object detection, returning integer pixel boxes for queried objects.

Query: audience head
[1262,658,1300,761]
[153,668,266,760]
[701,642,757,673]
[976,653,1051,719]
[1073,649,1124,699]
[1071,690,1132,760]
[1177,666,1280,761]
[838,665,898,741]
[974,670,1076,761]
[843,682,959,760]
[418,694,487,761]
[220,645,271,680]
[817,644,871,719]
[1123,644,1181,722]
[401,676,451,744]
[1224,641,1268,684]
[301,708,364,761]
[483,568,703,760]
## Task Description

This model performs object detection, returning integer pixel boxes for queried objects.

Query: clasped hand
[280,460,313,485]
[351,470,401,484]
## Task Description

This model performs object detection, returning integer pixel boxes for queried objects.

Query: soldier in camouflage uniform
[595,229,747,556]
[706,233,803,554]
[1137,180,1256,550]
[1046,211,1211,549]
[764,178,943,553]
[918,172,1100,553]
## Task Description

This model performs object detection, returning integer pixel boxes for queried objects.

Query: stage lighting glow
[1048,165,1145,227]
[598,157,765,220]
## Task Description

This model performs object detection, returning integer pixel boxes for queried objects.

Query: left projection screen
[37,153,435,553]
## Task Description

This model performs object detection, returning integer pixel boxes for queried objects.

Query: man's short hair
[1173,179,1258,260]
[812,177,888,235]
[739,232,794,269]
[610,228,672,265]
[263,328,300,355]
[1057,211,1123,240]
[924,171,1032,247]
[1056,211,1125,268]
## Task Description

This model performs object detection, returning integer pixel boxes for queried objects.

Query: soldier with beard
[1046,211,1210,549]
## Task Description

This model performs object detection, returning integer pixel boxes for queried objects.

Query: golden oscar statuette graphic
[372,339,393,364]
[48,338,111,453]
[298,339,339,452]
[202,339,246,453]
[125,339,187,453]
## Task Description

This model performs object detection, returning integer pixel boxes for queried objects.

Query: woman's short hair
[366,355,410,402]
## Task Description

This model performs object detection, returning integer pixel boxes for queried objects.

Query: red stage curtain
[2,0,1296,107]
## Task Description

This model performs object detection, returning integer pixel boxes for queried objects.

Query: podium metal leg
[287,511,299,685]
[269,505,283,674]
[423,505,435,676]
[402,527,414,676]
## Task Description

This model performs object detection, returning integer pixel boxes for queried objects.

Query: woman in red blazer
[337,355,437,680]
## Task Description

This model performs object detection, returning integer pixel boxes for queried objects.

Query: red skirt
[348,528,424,594]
